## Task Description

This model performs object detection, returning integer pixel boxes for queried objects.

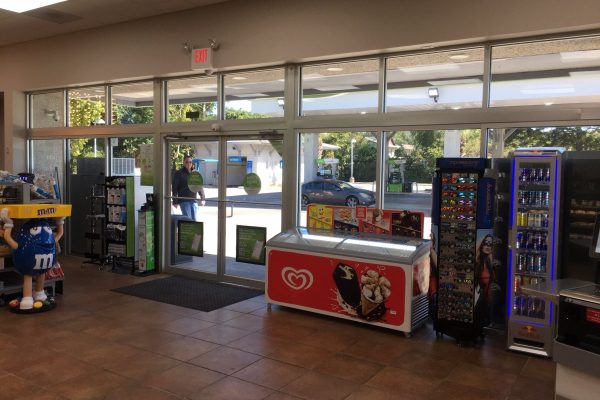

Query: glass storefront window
[109,136,154,176]
[383,129,481,234]
[301,60,379,116]
[298,131,378,223]
[487,126,600,157]
[30,91,65,128]
[386,48,484,112]
[491,36,600,107]
[166,76,218,122]
[111,81,154,125]
[224,69,285,119]
[68,86,106,127]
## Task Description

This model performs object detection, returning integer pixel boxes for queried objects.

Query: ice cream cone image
[361,293,382,316]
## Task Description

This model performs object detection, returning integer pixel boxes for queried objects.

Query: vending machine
[430,158,496,343]
[507,148,565,357]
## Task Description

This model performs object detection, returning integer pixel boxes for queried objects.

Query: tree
[392,130,444,183]
[505,126,600,153]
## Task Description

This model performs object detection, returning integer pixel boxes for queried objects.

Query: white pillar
[444,130,461,157]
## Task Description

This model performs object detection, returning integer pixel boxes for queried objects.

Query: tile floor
[0,256,556,399]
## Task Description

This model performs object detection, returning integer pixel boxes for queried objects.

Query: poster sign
[178,220,204,257]
[306,204,424,238]
[139,144,154,186]
[236,225,267,265]
[242,173,261,195]
[267,249,406,327]
[187,171,204,192]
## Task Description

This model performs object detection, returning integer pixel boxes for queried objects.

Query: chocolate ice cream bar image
[333,263,361,309]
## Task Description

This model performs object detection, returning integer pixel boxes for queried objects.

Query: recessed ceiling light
[0,0,66,13]
[544,102,554,106]
[449,53,470,60]
[326,67,344,72]
[360,111,367,115]
[232,76,247,80]
[452,106,462,110]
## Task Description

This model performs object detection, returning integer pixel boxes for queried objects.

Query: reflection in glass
[111,81,154,124]
[30,91,65,128]
[68,86,106,127]
[225,69,285,119]
[166,76,218,122]
[491,36,600,107]
[386,48,484,112]
[301,60,379,116]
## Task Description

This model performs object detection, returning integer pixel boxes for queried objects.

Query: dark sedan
[301,180,375,207]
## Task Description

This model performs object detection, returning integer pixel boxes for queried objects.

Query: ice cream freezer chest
[265,228,431,334]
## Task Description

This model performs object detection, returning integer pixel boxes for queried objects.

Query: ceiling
[0,0,230,48]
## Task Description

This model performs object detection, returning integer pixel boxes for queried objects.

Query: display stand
[105,176,135,274]
[82,184,107,269]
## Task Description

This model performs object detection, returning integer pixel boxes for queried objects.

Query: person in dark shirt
[172,155,205,221]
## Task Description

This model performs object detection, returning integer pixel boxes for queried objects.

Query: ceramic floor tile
[189,324,254,344]
[0,257,556,400]
[281,370,361,400]
[188,376,273,400]
[156,316,215,335]
[146,363,225,398]
[152,336,220,361]
[189,346,262,375]
[233,358,307,390]
[313,353,383,384]
[365,366,437,399]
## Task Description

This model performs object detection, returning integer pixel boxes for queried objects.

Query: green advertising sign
[236,225,267,265]
[177,220,204,257]
[187,171,204,192]
[242,173,261,195]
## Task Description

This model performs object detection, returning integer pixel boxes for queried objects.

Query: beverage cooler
[430,158,496,342]
[507,148,564,357]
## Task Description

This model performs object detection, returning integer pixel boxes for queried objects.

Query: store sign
[236,225,266,265]
[178,220,203,257]
[191,47,213,71]
[242,173,261,195]
[187,171,204,192]
[139,144,154,186]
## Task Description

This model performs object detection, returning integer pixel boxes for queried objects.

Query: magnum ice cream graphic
[333,263,392,321]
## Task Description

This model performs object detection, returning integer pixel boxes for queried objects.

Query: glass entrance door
[166,133,282,287]
[167,139,220,277]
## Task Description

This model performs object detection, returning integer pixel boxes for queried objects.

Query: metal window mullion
[106,86,112,125]
[376,131,385,208]
[481,44,493,157]
[217,136,228,279]
[378,57,387,113]
[217,74,225,120]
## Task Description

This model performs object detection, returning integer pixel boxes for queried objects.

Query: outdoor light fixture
[277,98,285,108]
[45,109,59,121]
[428,87,439,103]
[0,0,67,13]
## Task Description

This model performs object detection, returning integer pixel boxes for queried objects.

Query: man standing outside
[172,155,206,221]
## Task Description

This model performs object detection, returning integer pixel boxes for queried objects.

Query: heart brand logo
[281,267,314,290]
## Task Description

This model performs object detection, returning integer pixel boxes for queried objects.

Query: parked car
[301,179,375,207]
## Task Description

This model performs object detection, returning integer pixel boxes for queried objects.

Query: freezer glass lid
[276,227,343,248]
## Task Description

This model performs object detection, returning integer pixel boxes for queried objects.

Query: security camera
[210,123,221,132]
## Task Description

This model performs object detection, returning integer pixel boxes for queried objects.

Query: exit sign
[191,47,213,71]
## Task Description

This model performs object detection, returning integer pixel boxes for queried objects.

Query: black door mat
[111,276,264,312]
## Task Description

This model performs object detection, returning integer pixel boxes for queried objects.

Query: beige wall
[1,0,600,168]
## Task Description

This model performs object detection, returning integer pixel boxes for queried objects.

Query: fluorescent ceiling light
[360,111,367,114]
[326,67,344,72]
[452,106,462,110]
[232,76,247,80]
[0,0,66,13]
[560,50,600,62]
[544,102,554,106]
[427,78,481,86]
[449,53,470,60]
[521,87,575,95]
[399,64,460,74]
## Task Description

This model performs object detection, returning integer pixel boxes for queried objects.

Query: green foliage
[461,129,481,157]
[168,102,217,122]
[69,99,105,127]
[504,127,600,153]
[113,104,154,124]
[320,133,377,182]
[69,138,106,173]
[392,131,444,183]
[112,137,153,159]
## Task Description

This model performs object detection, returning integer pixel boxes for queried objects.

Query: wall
[2,0,600,169]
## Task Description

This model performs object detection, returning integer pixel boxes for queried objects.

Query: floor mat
[111,276,263,312]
